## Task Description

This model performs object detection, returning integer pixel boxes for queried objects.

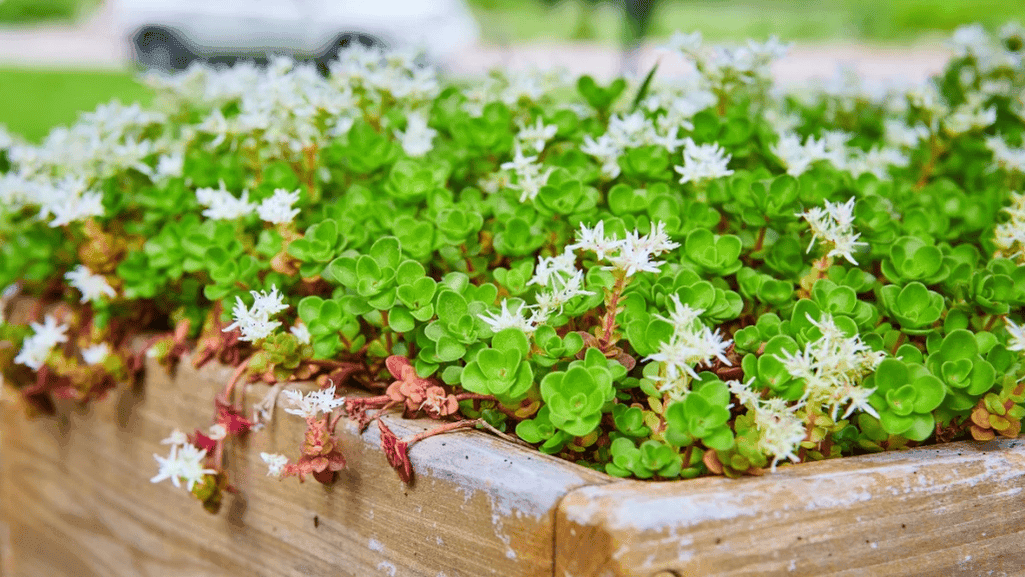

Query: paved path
[0,2,950,85]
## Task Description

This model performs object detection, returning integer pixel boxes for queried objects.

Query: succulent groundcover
[3,24,1025,512]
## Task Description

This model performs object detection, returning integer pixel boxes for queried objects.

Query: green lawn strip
[0,0,98,25]
[467,0,1025,44]
[0,67,151,142]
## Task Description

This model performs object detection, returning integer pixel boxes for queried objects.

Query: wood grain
[555,439,1025,577]
[0,355,610,577]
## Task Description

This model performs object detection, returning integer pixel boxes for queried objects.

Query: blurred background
[0,0,1021,142]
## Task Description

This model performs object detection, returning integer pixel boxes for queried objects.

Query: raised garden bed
[3,350,1025,576]
[4,23,1025,577]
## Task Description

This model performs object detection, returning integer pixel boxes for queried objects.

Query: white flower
[154,152,184,181]
[605,227,680,277]
[950,24,991,58]
[567,221,620,261]
[199,108,232,148]
[771,132,830,176]
[251,285,288,316]
[509,167,554,203]
[569,220,679,277]
[845,146,909,180]
[516,116,558,152]
[775,313,883,421]
[580,134,622,179]
[994,191,1025,263]
[81,342,110,365]
[14,315,69,370]
[944,94,997,136]
[208,424,228,441]
[667,30,703,54]
[261,452,290,477]
[763,108,802,133]
[151,445,185,488]
[257,188,301,224]
[196,181,257,220]
[674,138,733,184]
[644,294,732,399]
[501,142,554,202]
[535,270,593,313]
[605,235,663,277]
[65,265,116,303]
[987,135,1025,173]
[161,429,189,446]
[222,285,288,342]
[654,294,704,332]
[478,300,539,334]
[395,111,437,157]
[728,378,763,409]
[1005,318,1025,353]
[48,190,105,227]
[282,385,345,419]
[290,323,311,344]
[799,197,867,265]
[883,119,929,148]
[151,444,216,491]
[750,398,808,471]
[528,248,578,287]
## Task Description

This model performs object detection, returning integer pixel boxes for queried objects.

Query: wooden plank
[0,355,611,577]
[555,439,1025,576]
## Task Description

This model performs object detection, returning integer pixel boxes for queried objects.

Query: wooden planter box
[3,354,1025,576]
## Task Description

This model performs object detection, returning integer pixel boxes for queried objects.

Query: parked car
[113,0,480,70]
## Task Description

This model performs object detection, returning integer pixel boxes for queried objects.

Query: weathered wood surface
[4,330,1025,577]
[0,355,610,577]
[555,439,1025,577]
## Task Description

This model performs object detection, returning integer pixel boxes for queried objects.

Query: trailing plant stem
[598,274,629,352]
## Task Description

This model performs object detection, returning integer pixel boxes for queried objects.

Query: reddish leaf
[378,419,412,484]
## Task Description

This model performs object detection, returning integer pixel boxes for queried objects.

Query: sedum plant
[2,23,1025,511]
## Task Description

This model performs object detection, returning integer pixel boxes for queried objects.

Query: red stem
[222,356,252,406]
[753,227,767,253]
[598,275,628,351]
[453,393,497,402]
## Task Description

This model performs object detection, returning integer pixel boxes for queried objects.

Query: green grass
[0,67,151,143]
[0,0,97,25]
[468,0,1025,44]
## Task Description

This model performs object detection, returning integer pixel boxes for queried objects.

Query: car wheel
[135,29,193,72]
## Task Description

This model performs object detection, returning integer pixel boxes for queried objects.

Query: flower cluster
[64,265,116,304]
[580,110,693,179]
[151,434,216,492]
[395,112,437,157]
[777,314,885,420]
[987,135,1025,174]
[480,247,593,335]
[500,143,554,202]
[669,30,790,90]
[739,390,809,471]
[799,197,866,265]
[570,220,679,277]
[14,315,69,370]
[282,385,345,419]
[994,191,1025,263]
[646,295,732,399]
[674,138,733,185]
[3,24,1025,494]
[223,286,288,342]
